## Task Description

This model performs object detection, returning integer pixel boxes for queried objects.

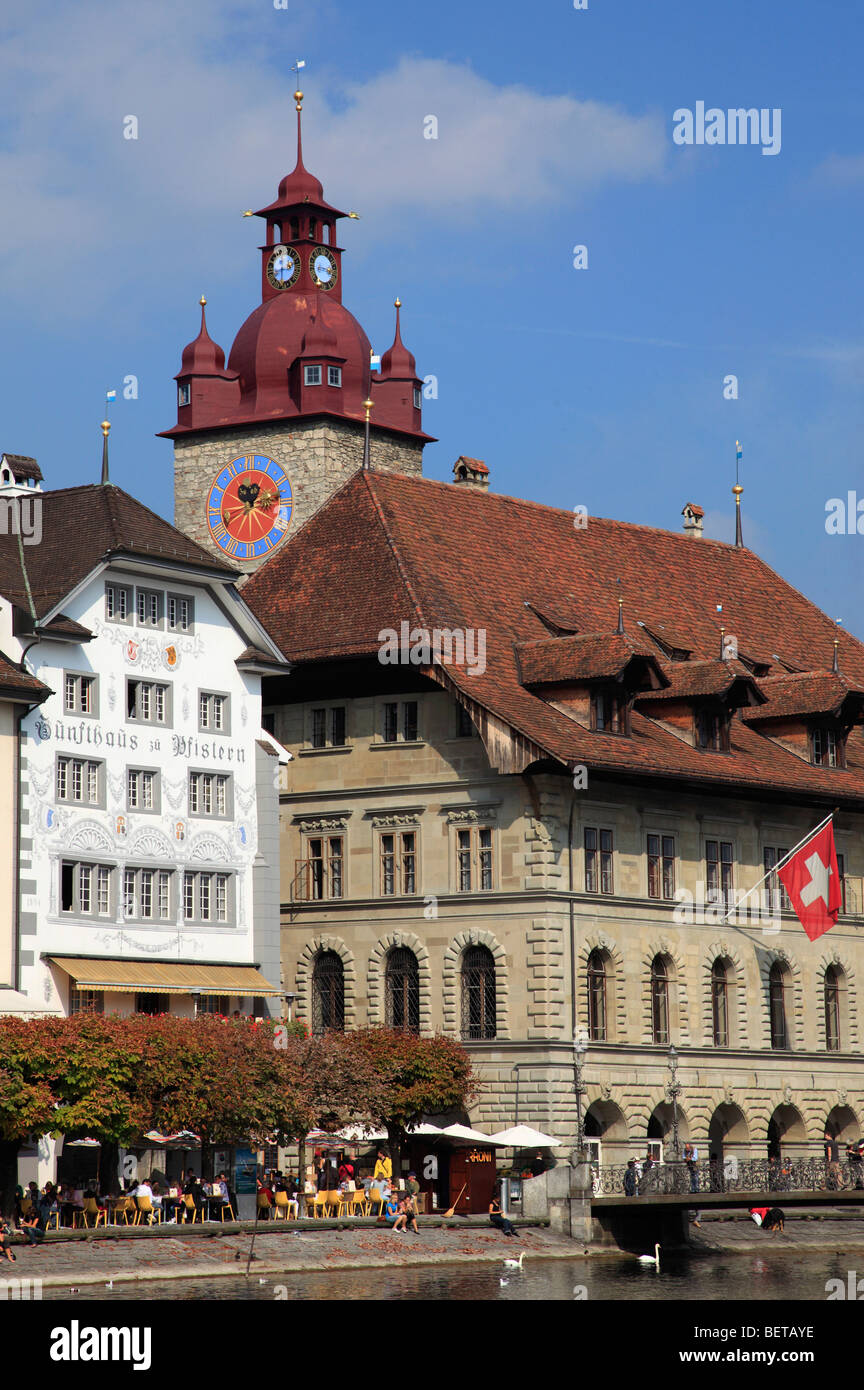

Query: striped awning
[48,957,281,996]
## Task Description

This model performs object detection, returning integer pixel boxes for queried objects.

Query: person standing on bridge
[623,1160,637,1197]
[824,1132,842,1191]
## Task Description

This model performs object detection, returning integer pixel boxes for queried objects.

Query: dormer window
[811,726,841,768]
[178,384,191,407]
[304,365,322,386]
[696,706,730,752]
[590,688,628,735]
[327,366,342,387]
[413,387,422,409]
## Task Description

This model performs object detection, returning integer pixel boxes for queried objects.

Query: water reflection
[44,1250,853,1301]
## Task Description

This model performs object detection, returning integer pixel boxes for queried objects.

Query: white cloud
[0,1,667,319]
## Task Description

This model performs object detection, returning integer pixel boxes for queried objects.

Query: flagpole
[719,811,834,924]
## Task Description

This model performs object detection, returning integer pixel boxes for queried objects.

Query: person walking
[824,1132,842,1191]
[623,1159,638,1197]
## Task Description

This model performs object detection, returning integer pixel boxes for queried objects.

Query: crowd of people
[4,1168,238,1239]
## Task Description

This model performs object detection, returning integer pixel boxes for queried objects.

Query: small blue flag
[370,353,381,371]
[735,440,742,460]
[106,389,117,403]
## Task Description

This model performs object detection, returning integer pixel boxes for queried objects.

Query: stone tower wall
[173,417,424,571]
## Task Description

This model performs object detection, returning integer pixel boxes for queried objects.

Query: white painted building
[0,446,289,1029]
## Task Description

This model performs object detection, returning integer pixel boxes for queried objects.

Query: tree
[320,1029,477,1176]
[0,1019,58,1218]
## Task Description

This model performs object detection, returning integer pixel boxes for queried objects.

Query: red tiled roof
[637,659,762,703]
[516,633,664,687]
[742,673,864,722]
[0,484,236,620]
[0,651,50,701]
[243,470,864,804]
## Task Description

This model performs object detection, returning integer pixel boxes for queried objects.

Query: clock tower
[161,89,433,570]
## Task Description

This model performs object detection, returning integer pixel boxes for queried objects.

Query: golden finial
[241,210,254,217]
[101,420,111,436]
[732,484,743,499]
[348,211,361,219]
[199,295,207,306]
[363,397,374,418]
[294,89,303,110]
[394,297,402,308]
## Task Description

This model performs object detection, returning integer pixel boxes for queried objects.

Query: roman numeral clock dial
[206,455,293,560]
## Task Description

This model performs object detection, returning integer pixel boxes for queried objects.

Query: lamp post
[573,1038,586,1156]
[667,1045,682,1160]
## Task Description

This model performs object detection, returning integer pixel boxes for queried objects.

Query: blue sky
[2,0,863,635]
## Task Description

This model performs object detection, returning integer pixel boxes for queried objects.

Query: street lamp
[573,1038,587,1157]
[667,1045,682,1160]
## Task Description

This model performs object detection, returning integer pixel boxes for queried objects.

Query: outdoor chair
[334,1190,352,1218]
[367,1187,384,1216]
[348,1189,368,1217]
[112,1197,135,1226]
[217,1198,236,1221]
[310,1192,330,1218]
[136,1195,160,1226]
[256,1193,273,1220]
[181,1194,200,1224]
[45,1209,61,1231]
[81,1197,105,1229]
[273,1192,293,1221]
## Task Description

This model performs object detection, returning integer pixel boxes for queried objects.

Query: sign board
[234,1147,258,1195]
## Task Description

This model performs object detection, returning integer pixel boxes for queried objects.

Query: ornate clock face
[206,455,293,561]
[310,246,338,290]
[266,245,300,291]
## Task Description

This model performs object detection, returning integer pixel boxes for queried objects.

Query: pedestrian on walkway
[623,1160,638,1197]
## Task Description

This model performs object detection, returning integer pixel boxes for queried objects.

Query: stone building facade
[174,418,423,566]
[244,466,864,1178]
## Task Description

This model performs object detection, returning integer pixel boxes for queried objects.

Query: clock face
[206,455,293,561]
[266,245,300,291]
[310,246,338,290]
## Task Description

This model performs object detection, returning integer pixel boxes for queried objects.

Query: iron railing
[591,1157,864,1197]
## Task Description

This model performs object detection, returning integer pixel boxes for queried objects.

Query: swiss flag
[778,821,841,942]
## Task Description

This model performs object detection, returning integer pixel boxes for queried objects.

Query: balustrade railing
[591,1157,864,1198]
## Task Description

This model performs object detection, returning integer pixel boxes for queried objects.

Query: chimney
[682,502,704,539]
[452,456,489,491]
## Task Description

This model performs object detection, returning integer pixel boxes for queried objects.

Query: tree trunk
[386,1125,404,1187]
[0,1139,21,1220]
[102,1140,121,1196]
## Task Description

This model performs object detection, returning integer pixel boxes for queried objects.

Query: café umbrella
[487,1125,562,1148]
[438,1124,509,1145]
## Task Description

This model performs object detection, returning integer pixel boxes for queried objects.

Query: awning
[48,957,281,996]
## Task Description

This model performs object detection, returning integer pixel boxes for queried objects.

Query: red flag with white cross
[777,821,841,942]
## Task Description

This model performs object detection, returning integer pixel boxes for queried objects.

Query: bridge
[584,1158,864,1244]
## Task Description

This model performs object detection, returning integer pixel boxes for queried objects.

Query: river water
[42,1250,855,1300]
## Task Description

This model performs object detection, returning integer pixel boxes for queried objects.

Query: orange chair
[136,1195,161,1226]
[181,1194,199,1224]
[274,1192,295,1221]
[256,1193,273,1220]
[81,1197,105,1229]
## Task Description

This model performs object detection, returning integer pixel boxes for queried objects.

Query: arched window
[825,964,843,1052]
[587,949,608,1041]
[289,217,299,240]
[711,957,730,1047]
[769,961,789,1049]
[460,945,496,1040]
[308,217,317,241]
[312,951,344,1034]
[321,222,330,244]
[651,955,670,1045]
[385,947,419,1032]
[270,221,281,245]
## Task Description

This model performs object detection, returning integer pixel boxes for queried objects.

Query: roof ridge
[363,473,427,628]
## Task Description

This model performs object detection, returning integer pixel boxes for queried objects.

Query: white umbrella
[488,1125,562,1148]
[438,1123,509,1145]
[405,1123,446,1137]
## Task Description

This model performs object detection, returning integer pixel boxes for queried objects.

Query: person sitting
[338,1158,355,1186]
[489,1192,516,1237]
[402,1192,419,1234]
[18,1210,44,1247]
[0,1220,16,1262]
[383,1194,402,1231]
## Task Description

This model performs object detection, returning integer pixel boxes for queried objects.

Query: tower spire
[362,397,373,471]
[294,85,304,170]
[733,484,743,547]
[100,419,111,485]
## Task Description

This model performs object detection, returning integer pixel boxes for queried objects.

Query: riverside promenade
[2,1219,578,1291]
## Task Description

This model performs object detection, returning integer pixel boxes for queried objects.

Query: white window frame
[304,365,322,386]
[105,582,133,624]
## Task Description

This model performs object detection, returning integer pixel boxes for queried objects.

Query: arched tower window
[308,217,317,241]
[460,945,496,1040]
[769,961,790,1050]
[311,951,344,1034]
[270,221,281,245]
[824,964,844,1052]
[289,217,299,240]
[385,947,419,1032]
[651,954,671,1045]
[587,949,609,1041]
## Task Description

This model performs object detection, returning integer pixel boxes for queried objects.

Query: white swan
[503,1251,526,1270]
[637,1243,660,1269]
